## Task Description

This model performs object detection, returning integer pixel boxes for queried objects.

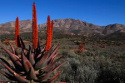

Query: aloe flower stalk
[45,15,52,51]
[32,2,38,49]
[15,17,19,47]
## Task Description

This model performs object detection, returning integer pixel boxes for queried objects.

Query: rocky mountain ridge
[0,18,125,38]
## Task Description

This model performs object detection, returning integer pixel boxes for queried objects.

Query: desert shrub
[95,60,125,83]
[59,51,98,83]
[58,40,125,83]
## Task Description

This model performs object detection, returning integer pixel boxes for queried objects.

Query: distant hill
[0,20,32,34]
[104,30,125,40]
[39,19,104,37]
[0,18,125,39]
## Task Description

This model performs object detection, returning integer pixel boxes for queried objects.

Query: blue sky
[0,0,125,25]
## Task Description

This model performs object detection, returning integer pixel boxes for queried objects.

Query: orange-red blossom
[45,16,54,51]
[15,17,19,47]
[32,2,38,49]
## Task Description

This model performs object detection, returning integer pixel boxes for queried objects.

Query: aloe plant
[0,38,65,83]
[0,2,66,83]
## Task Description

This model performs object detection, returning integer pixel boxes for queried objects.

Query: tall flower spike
[15,17,19,47]
[32,2,38,49]
[45,15,52,51]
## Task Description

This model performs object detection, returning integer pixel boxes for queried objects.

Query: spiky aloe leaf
[0,45,22,67]
[21,51,32,72]
[29,49,35,66]
[0,71,9,78]
[35,51,49,69]
[0,56,12,68]
[28,68,37,80]
[42,56,65,72]
[21,51,37,80]
[8,41,15,54]
[47,44,60,62]
[17,36,25,49]
[13,72,29,82]
[47,52,59,64]
[0,56,23,73]
[0,62,14,74]
[35,40,41,56]
[49,72,60,82]
[0,71,17,81]
[40,61,65,81]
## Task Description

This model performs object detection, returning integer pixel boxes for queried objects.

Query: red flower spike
[45,15,52,51]
[32,2,38,49]
[15,17,19,47]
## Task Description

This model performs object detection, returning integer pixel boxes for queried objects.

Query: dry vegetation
[0,34,125,83]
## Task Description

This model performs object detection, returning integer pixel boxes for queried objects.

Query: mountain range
[0,18,125,39]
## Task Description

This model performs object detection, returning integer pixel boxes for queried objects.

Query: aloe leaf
[8,42,15,54]
[28,68,37,80]
[51,61,65,73]
[17,36,25,49]
[35,39,41,55]
[0,45,22,67]
[0,61,15,74]
[49,72,60,82]
[42,56,64,72]
[35,52,49,69]
[14,72,29,82]
[20,37,25,49]
[51,55,65,64]
[22,51,37,80]
[27,46,35,66]
[29,52,35,66]
[0,71,17,81]
[26,45,31,58]
[17,35,21,47]
[47,44,60,62]
[40,61,65,81]
[37,39,40,49]
[21,51,32,72]
[0,71,9,78]
[0,56,12,67]
[47,53,59,64]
